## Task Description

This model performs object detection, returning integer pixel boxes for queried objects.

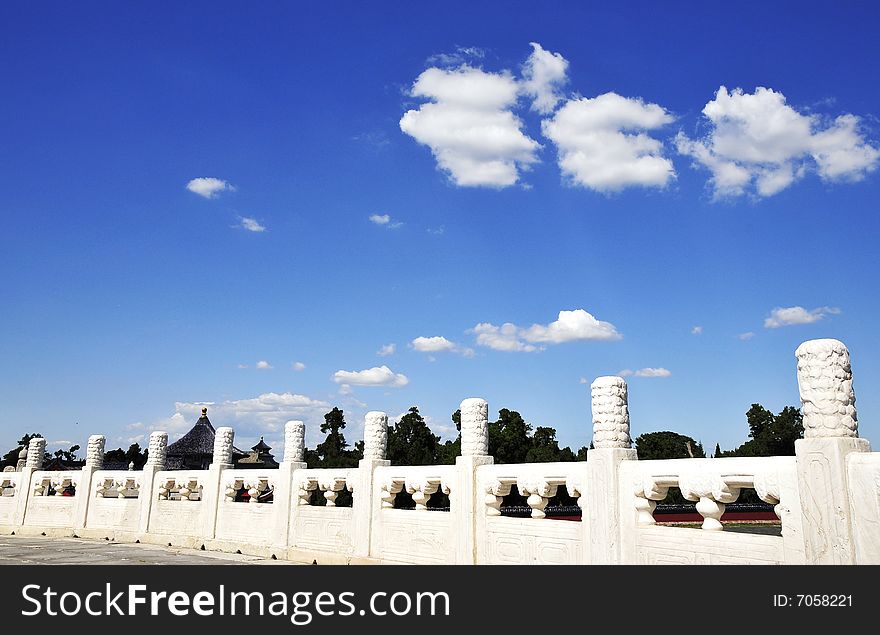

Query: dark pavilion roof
[251,437,272,452]
[166,408,245,457]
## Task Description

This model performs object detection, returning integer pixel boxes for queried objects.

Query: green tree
[387,407,441,465]
[489,408,532,464]
[635,431,706,460]
[719,404,803,457]
[1,433,42,469]
[314,407,359,468]
[438,409,461,465]
[525,426,565,463]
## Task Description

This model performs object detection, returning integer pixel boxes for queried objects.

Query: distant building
[165,407,246,469]
[236,437,279,470]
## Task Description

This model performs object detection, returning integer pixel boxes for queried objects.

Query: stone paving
[0,535,297,565]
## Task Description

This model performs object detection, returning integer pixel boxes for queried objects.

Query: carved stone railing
[222,470,276,504]
[0,473,21,497]
[93,470,142,499]
[629,457,792,530]
[295,468,356,507]
[375,465,455,511]
[154,471,204,501]
[31,471,81,497]
[479,463,587,519]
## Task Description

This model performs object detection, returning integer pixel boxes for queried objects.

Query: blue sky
[2,2,879,458]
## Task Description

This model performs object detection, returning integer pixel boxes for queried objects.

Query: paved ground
[0,535,297,565]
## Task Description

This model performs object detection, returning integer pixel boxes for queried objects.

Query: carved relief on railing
[224,476,275,504]
[0,477,17,497]
[484,479,514,516]
[157,476,202,501]
[95,475,141,499]
[517,477,565,519]
[633,475,670,526]
[32,473,78,497]
[679,471,741,531]
[297,471,354,506]
[753,468,782,520]
[380,478,404,509]
[405,476,450,511]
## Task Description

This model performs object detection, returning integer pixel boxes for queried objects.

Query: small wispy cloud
[618,367,671,378]
[369,213,403,229]
[738,332,755,341]
[377,343,396,357]
[291,361,306,371]
[186,177,235,199]
[256,360,273,370]
[691,326,703,335]
[764,305,841,328]
[427,226,445,235]
[238,216,266,232]
[411,336,474,358]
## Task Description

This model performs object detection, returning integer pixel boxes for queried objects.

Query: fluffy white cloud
[411,336,475,357]
[255,360,272,369]
[377,343,396,357]
[542,92,676,192]
[186,177,235,199]
[291,361,306,371]
[400,65,540,188]
[239,217,266,232]
[472,309,620,352]
[634,367,671,378]
[691,326,703,335]
[764,305,840,328]
[738,332,755,341]
[369,213,391,225]
[333,365,409,387]
[676,86,879,198]
[521,42,569,114]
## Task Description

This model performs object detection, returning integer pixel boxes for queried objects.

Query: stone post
[794,339,870,564]
[455,398,493,564]
[203,421,234,540]
[274,421,308,552]
[587,376,638,564]
[74,434,105,530]
[355,412,390,559]
[13,437,45,528]
[138,431,168,535]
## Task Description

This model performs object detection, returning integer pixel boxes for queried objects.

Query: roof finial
[201,407,208,416]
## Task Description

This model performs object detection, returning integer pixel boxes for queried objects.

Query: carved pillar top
[86,435,105,468]
[795,338,858,438]
[591,376,632,449]
[284,420,305,463]
[363,411,388,461]
[26,437,46,469]
[460,398,489,457]
[146,431,168,468]
[213,427,235,466]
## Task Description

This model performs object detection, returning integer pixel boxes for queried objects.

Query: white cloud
[426,46,485,68]
[338,384,353,396]
[411,336,475,357]
[400,65,540,188]
[764,305,841,328]
[186,177,235,199]
[618,369,633,377]
[579,377,589,384]
[291,361,306,371]
[238,217,266,232]
[255,360,273,370]
[691,326,703,335]
[738,332,755,341]
[472,322,539,352]
[377,343,396,357]
[333,365,409,387]
[472,309,621,352]
[542,92,676,192]
[521,42,569,115]
[237,364,248,369]
[369,213,402,229]
[676,86,879,198]
[634,367,671,378]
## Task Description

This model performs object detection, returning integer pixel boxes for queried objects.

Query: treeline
[304,406,590,469]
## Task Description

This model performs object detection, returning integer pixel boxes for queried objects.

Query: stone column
[274,421,308,553]
[74,435,106,530]
[13,437,45,528]
[455,398,493,564]
[138,431,168,535]
[586,376,638,564]
[794,339,870,564]
[355,412,390,559]
[203,423,234,541]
